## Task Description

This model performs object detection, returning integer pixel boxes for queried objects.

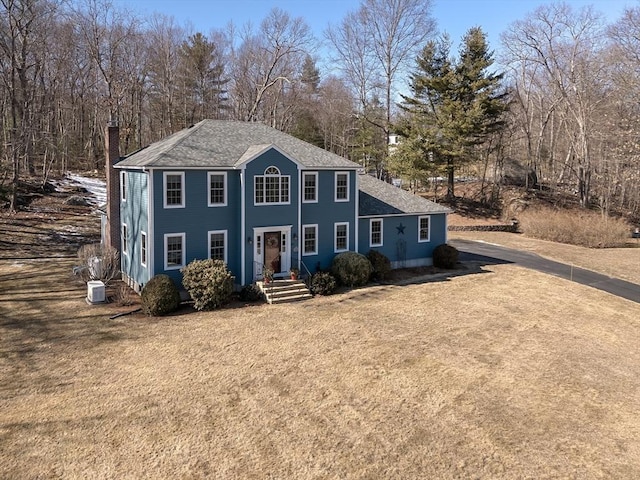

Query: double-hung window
[164,172,185,208]
[255,166,290,205]
[120,171,127,202]
[303,172,318,203]
[335,172,349,202]
[140,232,147,266]
[208,172,227,206]
[164,233,185,270]
[208,230,227,263]
[334,222,349,252]
[418,216,430,242]
[370,219,383,247]
[122,224,128,255]
[302,224,318,255]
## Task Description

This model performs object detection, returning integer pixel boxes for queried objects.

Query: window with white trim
[122,223,128,255]
[303,224,318,255]
[208,230,227,263]
[303,172,318,203]
[141,231,147,266]
[120,171,127,202]
[164,172,185,208]
[334,222,349,252]
[255,166,290,205]
[335,172,349,202]
[208,172,227,206]
[164,233,185,269]
[418,215,430,242]
[370,219,383,247]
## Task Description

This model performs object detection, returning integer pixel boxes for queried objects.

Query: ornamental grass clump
[331,251,373,287]
[181,259,233,311]
[141,274,181,316]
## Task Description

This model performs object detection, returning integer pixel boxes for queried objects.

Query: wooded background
[1,0,639,221]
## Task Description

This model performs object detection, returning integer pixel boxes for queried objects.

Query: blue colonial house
[102,120,451,291]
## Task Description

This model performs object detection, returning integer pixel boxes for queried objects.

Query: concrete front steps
[258,279,312,304]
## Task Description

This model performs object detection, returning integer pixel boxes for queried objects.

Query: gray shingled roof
[358,174,451,216]
[115,120,360,169]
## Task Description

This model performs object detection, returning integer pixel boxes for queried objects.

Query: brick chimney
[105,120,121,257]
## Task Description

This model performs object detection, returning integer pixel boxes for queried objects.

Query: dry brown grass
[2,255,640,479]
[517,206,631,248]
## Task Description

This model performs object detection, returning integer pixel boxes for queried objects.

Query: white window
[120,171,127,202]
[255,166,290,205]
[334,222,349,252]
[303,172,318,203]
[370,219,383,247]
[418,216,430,242]
[141,231,147,266]
[122,223,128,255]
[335,172,349,202]
[164,172,185,208]
[208,172,227,207]
[303,224,318,255]
[208,230,227,263]
[164,233,185,270]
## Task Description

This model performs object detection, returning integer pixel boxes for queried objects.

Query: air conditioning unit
[87,280,106,304]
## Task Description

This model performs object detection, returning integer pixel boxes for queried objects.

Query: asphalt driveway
[450,239,640,304]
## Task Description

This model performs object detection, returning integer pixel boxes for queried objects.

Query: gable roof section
[358,174,451,217]
[115,120,359,169]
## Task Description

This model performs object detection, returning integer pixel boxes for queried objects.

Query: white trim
[207,171,228,207]
[251,225,292,280]
[302,171,318,203]
[207,229,228,264]
[334,222,349,253]
[444,212,449,244]
[302,224,318,256]
[164,232,186,270]
[369,218,383,247]
[140,231,147,267]
[354,172,359,250]
[240,167,246,285]
[334,171,349,202]
[358,212,449,219]
[121,223,128,256]
[163,171,185,209]
[147,169,154,283]
[120,171,127,202]
[418,215,431,243]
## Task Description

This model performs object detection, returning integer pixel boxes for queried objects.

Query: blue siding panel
[120,170,149,287]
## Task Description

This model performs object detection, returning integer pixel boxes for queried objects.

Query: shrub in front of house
[367,249,391,281]
[310,271,337,295]
[433,243,459,269]
[141,274,181,316]
[239,283,264,302]
[181,259,234,311]
[331,251,373,287]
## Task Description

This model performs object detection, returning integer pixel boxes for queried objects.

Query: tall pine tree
[397,27,507,199]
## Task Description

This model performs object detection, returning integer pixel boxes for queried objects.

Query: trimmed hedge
[181,259,234,311]
[367,249,391,281]
[331,251,373,287]
[310,271,337,295]
[433,243,459,269]
[141,274,181,316]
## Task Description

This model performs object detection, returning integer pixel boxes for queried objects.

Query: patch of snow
[65,173,107,206]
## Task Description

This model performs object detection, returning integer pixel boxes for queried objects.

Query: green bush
[239,283,264,302]
[181,259,234,311]
[367,249,391,281]
[141,274,181,316]
[331,251,373,287]
[433,244,459,269]
[310,271,337,295]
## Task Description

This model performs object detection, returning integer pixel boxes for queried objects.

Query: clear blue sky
[118,0,632,50]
